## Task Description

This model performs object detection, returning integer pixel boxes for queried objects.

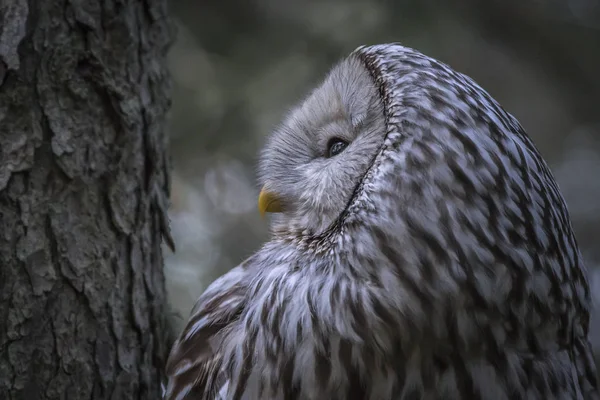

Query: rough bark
[0,0,174,399]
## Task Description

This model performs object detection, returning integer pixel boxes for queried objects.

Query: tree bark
[0,0,173,399]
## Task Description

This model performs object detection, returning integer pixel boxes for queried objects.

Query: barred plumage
[164,43,599,399]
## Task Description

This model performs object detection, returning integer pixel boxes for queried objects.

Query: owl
[163,44,599,399]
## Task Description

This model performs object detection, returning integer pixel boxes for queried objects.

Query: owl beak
[258,187,283,217]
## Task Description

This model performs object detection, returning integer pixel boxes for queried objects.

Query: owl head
[255,44,591,344]
[258,55,386,236]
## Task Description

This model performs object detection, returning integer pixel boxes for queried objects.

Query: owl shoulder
[163,261,252,399]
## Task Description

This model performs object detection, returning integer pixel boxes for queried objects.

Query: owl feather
[164,43,599,400]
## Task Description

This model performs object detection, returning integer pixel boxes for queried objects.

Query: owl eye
[326,138,349,158]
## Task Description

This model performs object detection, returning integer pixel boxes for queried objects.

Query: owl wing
[164,261,251,400]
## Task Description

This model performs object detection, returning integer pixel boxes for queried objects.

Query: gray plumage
[164,43,599,399]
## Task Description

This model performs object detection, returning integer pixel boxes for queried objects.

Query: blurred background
[163,0,600,366]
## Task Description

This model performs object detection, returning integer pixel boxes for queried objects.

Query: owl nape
[164,43,599,400]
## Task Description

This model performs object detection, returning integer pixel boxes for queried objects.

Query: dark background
[163,0,600,361]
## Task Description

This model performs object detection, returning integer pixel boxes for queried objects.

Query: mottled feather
[164,43,599,400]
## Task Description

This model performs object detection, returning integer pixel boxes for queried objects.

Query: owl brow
[316,120,354,145]
[314,107,347,131]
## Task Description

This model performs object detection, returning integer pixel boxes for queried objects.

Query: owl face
[258,56,386,236]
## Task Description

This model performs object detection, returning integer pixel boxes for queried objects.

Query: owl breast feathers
[164,44,599,399]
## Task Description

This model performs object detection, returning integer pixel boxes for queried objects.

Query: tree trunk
[0,0,174,399]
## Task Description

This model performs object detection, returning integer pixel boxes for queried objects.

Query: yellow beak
[258,187,283,217]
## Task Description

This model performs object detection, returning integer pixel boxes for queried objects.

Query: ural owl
[164,44,599,399]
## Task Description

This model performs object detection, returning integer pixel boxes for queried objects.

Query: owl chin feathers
[163,43,599,400]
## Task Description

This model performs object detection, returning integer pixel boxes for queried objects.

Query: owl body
[164,44,598,399]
